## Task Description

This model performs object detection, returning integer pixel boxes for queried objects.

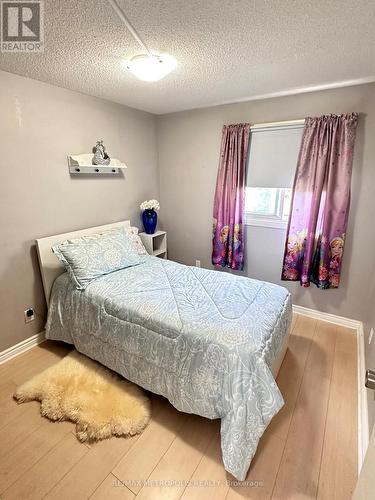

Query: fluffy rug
[14,350,150,443]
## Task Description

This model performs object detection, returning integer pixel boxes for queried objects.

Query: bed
[36,220,292,481]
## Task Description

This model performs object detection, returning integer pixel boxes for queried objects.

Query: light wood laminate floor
[0,314,358,499]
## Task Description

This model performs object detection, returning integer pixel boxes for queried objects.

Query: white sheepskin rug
[14,350,151,443]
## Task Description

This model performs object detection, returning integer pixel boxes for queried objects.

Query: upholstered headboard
[36,220,131,305]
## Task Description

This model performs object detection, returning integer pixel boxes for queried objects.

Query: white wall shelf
[67,154,127,175]
[139,231,167,259]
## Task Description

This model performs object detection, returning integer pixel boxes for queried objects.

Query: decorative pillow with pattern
[62,227,123,244]
[63,226,147,256]
[126,226,148,256]
[52,229,145,290]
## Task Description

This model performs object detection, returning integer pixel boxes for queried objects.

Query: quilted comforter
[46,255,292,480]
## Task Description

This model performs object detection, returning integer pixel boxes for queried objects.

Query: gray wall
[157,83,375,429]
[0,70,158,352]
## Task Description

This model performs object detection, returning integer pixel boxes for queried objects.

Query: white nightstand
[139,231,167,259]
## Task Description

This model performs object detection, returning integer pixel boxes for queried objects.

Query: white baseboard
[293,303,369,472]
[0,331,46,365]
[357,322,370,472]
[292,304,362,330]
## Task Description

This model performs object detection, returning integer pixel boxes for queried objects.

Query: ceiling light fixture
[123,54,177,82]
[108,0,177,82]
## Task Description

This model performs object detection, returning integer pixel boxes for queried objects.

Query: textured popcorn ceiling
[0,0,374,114]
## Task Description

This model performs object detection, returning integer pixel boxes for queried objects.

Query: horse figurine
[92,140,111,165]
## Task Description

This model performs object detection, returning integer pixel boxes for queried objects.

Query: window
[245,122,303,229]
[245,187,292,228]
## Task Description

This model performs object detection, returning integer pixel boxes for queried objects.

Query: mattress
[46,255,292,480]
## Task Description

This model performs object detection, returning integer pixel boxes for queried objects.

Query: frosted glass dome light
[124,53,177,82]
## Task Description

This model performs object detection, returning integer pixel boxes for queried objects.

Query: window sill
[245,216,287,230]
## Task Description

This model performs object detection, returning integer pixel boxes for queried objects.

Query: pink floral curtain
[212,123,250,270]
[282,113,358,289]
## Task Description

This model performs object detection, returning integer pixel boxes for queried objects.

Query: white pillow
[126,226,148,255]
[59,225,148,256]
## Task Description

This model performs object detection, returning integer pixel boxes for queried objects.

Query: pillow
[126,226,148,256]
[63,226,147,256]
[52,229,144,290]
[62,226,122,244]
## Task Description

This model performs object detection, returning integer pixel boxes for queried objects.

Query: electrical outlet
[195,260,201,267]
[24,307,35,323]
[369,328,374,345]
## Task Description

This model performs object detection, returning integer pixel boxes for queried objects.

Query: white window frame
[245,120,304,230]
[245,187,291,229]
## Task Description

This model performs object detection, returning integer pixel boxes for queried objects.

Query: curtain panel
[281,113,358,289]
[212,123,251,270]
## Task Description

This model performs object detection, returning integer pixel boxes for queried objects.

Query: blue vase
[142,209,157,234]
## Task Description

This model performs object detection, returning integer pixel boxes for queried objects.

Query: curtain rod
[250,119,305,131]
